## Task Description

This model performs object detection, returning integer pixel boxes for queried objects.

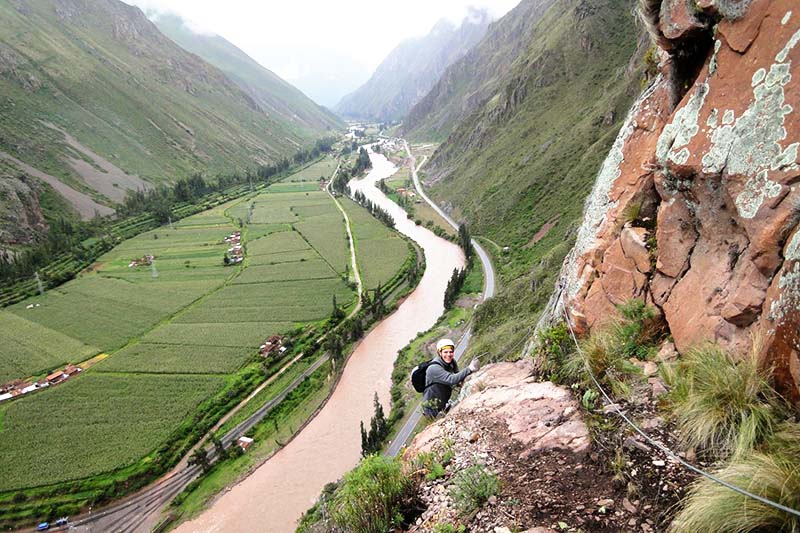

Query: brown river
[175,147,465,532]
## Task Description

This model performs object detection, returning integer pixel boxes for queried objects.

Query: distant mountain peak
[335,9,493,122]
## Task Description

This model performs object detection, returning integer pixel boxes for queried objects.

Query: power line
[560,305,800,519]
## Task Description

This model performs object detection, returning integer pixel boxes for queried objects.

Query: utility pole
[168,215,174,229]
[151,258,158,279]
[34,271,44,295]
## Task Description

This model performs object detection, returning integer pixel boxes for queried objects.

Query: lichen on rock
[540,0,800,401]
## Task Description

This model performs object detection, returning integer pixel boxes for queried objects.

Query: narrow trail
[326,159,363,317]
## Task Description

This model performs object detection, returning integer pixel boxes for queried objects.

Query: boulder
[406,361,590,462]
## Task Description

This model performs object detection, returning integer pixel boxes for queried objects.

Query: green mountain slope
[402,0,556,141]
[0,0,338,243]
[335,9,491,122]
[417,0,648,352]
[153,13,342,135]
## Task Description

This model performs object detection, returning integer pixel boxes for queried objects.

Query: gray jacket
[422,354,472,417]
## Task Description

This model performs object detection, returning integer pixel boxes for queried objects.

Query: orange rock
[545,0,800,401]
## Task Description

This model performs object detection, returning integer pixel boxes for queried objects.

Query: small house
[237,436,254,451]
[46,370,67,385]
[259,335,285,357]
[1,379,24,394]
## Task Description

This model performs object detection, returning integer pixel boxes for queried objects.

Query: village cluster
[127,254,155,268]
[0,364,82,403]
[223,231,243,265]
[259,335,286,357]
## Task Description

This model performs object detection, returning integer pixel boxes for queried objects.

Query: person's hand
[468,358,480,373]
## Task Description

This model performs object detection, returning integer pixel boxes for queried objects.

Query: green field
[295,215,350,275]
[342,198,410,290]
[0,373,224,492]
[3,223,235,370]
[0,313,99,383]
[280,157,338,183]
[0,169,408,497]
[95,343,250,375]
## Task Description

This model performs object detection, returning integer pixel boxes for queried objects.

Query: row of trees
[350,147,372,177]
[360,393,389,456]
[457,223,473,263]
[444,267,467,310]
[352,190,394,228]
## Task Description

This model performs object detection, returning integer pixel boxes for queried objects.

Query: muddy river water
[175,148,465,532]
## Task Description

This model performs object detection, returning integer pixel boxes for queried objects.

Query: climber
[421,338,480,418]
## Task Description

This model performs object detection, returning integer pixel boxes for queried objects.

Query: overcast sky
[124,0,520,106]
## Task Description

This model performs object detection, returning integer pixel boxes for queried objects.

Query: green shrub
[559,299,661,397]
[669,343,783,458]
[616,299,661,360]
[412,451,447,481]
[563,323,640,398]
[433,523,466,533]
[329,455,411,533]
[671,423,800,533]
[449,465,500,515]
[534,322,575,383]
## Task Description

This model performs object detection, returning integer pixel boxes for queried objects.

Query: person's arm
[427,363,471,387]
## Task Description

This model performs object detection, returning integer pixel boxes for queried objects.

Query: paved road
[386,141,496,458]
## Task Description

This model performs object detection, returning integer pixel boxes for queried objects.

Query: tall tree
[457,223,473,262]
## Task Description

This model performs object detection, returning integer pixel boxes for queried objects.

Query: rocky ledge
[402,361,691,531]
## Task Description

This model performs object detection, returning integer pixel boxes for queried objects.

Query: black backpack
[411,360,443,393]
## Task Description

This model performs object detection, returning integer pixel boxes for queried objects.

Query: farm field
[0,156,408,496]
[5,222,235,367]
[341,197,411,290]
[96,343,250,375]
[280,156,338,183]
[0,373,224,492]
[0,312,98,383]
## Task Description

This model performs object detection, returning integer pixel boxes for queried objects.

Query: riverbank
[172,146,465,532]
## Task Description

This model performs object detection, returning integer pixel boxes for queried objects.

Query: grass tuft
[449,464,500,515]
[329,455,412,533]
[535,300,662,394]
[668,343,783,458]
[671,423,800,533]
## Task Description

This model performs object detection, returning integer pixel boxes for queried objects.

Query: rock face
[542,0,800,403]
[406,360,590,461]
[0,173,48,246]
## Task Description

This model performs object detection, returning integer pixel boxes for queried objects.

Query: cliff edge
[539,0,800,404]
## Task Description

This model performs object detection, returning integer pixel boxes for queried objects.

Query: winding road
[386,141,496,458]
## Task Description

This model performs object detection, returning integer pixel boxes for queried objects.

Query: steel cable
[560,305,800,518]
